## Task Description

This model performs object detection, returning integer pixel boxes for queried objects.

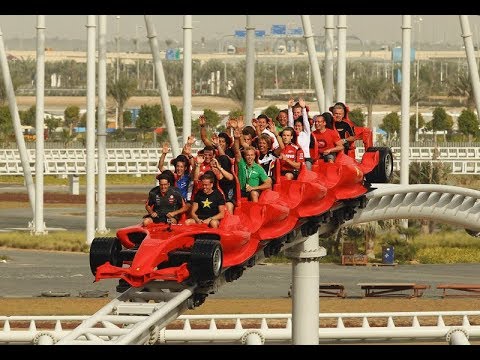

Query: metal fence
[1,146,480,176]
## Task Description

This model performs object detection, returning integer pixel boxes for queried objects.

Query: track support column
[285,222,326,344]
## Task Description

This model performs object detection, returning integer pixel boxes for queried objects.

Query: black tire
[116,279,130,293]
[466,229,480,238]
[89,237,122,276]
[364,147,394,183]
[187,239,223,284]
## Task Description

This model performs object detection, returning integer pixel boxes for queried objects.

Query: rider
[330,102,356,158]
[142,172,188,226]
[312,113,345,163]
[233,128,272,202]
[185,171,226,228]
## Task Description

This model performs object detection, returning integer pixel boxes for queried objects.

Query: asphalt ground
[2,248,480,300]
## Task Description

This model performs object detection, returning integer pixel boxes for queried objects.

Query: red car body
[92,146,387,288]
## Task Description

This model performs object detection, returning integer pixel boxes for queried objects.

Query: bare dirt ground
[2,297,480,318]
[16,95,259,112]
[15,95,464,114]
[1,190,478,315]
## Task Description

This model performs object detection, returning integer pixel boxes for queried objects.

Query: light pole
[115,16,120,81]
[114,16,120,129]
[135,25,143,89]
[135,25,142,53]
[414,16,423,142]
[220,35,234,53]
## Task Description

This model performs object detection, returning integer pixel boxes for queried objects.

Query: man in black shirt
[142,172,188,226]
[185,171,226,228]
[331,102,356,155]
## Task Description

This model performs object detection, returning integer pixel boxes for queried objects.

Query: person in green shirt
[233,128,272,202]
[275,109,289,133]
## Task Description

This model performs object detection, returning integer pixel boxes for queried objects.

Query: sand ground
[15,95,464,114]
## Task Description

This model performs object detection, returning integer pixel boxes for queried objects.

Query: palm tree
[0,57,36,104]
[107,74,137,131]
[448,71,475,110]
[354,75,388,128]
[389,82,428,105]
[228,60,263,108]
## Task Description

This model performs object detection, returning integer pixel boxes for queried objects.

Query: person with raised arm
[199,114,234,159]
[210,155,236,214]
[157,142,193,205]
[278,126,304,179]
[233,128,272,202]
[287,97,313,169]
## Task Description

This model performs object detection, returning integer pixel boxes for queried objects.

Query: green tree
[429,107,452,142]
[59,128,77,147]
[263,105,280,121]
[136,104,162,136]
[0,105,13,143]
[0,57,36,105]
[228,109,243,119]
[354,75,388,128]
[409,113,425,140]
[202,108,221,128]
[123,110,133,127]
[79,112,87,127]
[64,105,80,136]
[44,115,61,138]
[107,74,137,131]
[457,108,479,141]
[379,112,400,140]
[348,107,365,127]
[19,105,36,127]
[170,104,183,128]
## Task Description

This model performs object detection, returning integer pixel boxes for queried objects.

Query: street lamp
[135,25,143,53]
[135,25,143,89]
[414,16,423,142]
[115,15,120,81]
[415,16,423,49]
[114,15,120,129]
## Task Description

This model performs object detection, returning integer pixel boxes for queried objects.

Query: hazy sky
[0,15,478,45]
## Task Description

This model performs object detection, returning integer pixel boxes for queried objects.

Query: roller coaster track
[3,311,480,345]
[55,282,197,345]
[343,184,480,234]
[2,184,479,345]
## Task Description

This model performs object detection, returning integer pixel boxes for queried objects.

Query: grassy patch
[376,230,480,264]
[416,247,480,264]
[0,231,96,253]
[0,174,155,186]
[1,228,479,265]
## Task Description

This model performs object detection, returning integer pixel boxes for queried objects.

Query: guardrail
[2,310,480,344]
[1,147,480,175]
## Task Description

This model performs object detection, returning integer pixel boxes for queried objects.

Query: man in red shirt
[279,127,304,179]
[312,113,345,163]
